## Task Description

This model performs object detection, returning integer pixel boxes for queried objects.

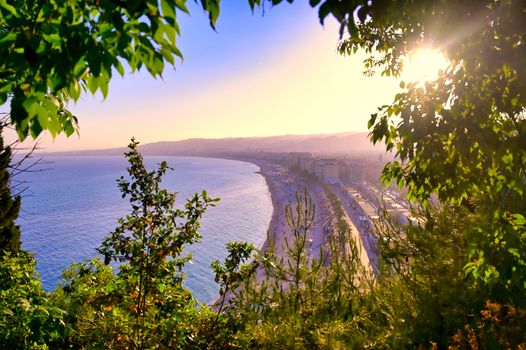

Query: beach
[212,156,374,306]
[245,159,368,266]
[248,158,375,275]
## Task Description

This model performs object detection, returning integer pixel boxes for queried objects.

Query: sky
[10,1,405,151]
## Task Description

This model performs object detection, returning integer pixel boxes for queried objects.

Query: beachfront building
[338,160,352,184]
[349,159,366,183]
[345,187,378,228]
[298,153,315,173]
[314,158,339,184]
[271,152,312,167]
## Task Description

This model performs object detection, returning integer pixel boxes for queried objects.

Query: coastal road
[332,185,379,276]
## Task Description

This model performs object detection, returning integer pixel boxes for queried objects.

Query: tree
[221,191,368,349]
[0,121,21,253]
[264,0,526,297]
[87,139,218,349]
[0,251,68,349]
[0,0,267,140]
[54,139,219,348]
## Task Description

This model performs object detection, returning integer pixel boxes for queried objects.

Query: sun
[403,48,449,83]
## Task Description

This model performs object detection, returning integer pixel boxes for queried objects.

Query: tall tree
[263,0,526,297]
[0,123,21,253]
[0,0,240,140]
[94,139,218,348]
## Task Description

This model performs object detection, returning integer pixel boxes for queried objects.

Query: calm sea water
[17,156,272,303]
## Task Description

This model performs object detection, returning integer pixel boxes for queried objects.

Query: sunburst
[403,48,449,83]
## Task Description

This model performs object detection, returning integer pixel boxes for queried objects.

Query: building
[298,153,314,173]
[349,159,365,183]
[338,161,352,184]
[315,158,339,184]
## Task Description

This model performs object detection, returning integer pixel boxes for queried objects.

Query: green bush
[0,252,68,349]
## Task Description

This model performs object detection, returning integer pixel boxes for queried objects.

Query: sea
[16,155,272,304]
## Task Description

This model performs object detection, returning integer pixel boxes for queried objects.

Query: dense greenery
[60,140,218,348]
[2,176,525,348]
[0,0,251,139]
[0,252,67,349]
[224,191,368,349]
[267,0,526,332]
[1,0,525,348]
[298,0,526,295]
[0,123,21,253]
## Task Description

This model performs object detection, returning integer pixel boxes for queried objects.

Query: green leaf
[29,118,43,139]
[502,152,513,165]
[203,0,220,29]
[73,59,88,78]
[87,75,98,95]
[175,0,189,13]
[0,0,17,15]
[0,32,16,45]
[22,97,39,117]
[68,80,81,101]
[97,70,110,98]
[161,0,176,20]
[318,2,332,24]
[115,60,125,76]
[248,0,261,12]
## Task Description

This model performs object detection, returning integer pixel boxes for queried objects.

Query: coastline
[210,158,292,306]
[228,157,334,264]
[240,159,299,255]
[252,169,276,253]
[222,156,374,274]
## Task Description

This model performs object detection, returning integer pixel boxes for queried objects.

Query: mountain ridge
[44,131,383,157]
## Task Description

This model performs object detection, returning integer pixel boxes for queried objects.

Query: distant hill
[49,132,385,157]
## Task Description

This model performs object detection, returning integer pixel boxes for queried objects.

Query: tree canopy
[272,0,526,293]
[0,0,267,140]
[0,122,21,253]
[1,1,525,347]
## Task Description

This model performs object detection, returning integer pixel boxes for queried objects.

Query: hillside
[49,132,384,157]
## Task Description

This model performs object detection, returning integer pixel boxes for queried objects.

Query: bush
[0,252,68,349]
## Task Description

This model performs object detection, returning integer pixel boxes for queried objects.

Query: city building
[315,158,339,184]
[298,153,314,173]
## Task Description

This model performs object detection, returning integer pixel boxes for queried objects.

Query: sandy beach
[247,159,339,264]
[248,158,375,276]
[212,156,373,306]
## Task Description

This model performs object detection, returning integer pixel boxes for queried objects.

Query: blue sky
[21,2,405,151]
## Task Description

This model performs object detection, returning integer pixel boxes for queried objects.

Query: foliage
[54,258,125,347]
[0,251,68,349]
[0,0,251,140]
[57,139,218,349]
[263,0,526,299]
[367,204,479,348]
[1,1,525,348]
[341,202,526,349]
[363,1,525,294]
[211,241,255,318]
[450,300,526,349]
[226,196,524,349]
[222,190,371,349]
[0,123,21,253]
[184,242,255,349]
[220,192,525,349]
[183,242,255,349]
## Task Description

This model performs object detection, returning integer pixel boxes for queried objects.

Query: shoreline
[210,157,291,306]
[222,156,335,267]
[239,158,306,256]
[215,155,374,278]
